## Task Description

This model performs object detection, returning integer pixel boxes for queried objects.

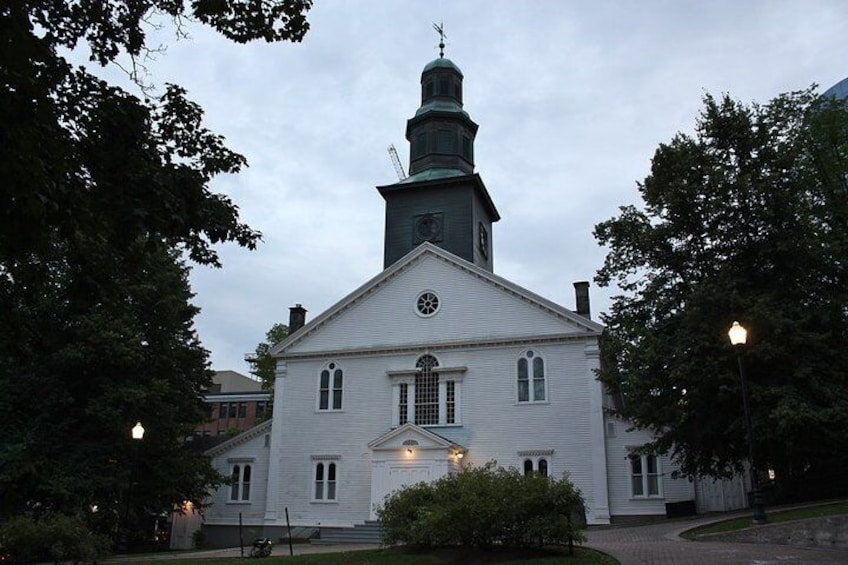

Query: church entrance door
[370,458,436,519]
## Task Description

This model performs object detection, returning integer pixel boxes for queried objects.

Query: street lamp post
[728,322,767,524]
[120,422,145,552]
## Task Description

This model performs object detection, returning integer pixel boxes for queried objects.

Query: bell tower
[377,49,500,271]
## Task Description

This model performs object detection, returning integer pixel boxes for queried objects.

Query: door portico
[367,423,465,519]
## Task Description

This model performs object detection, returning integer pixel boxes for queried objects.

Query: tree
[0,0,312,535]
[594,88,848,497]
[247,322,289,412]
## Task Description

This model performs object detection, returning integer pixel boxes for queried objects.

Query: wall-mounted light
[406,448,413,455]
[456,452,464,460]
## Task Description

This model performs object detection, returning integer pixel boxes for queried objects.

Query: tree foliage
[377,463,586,552]
[0,0,312,534]
[594,87,848,491]
[248,322,289,396]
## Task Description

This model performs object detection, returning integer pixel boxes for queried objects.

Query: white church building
[173,53,746,549]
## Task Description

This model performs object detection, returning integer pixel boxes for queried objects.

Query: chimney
[573,281,591,319]
[289,304,307,333]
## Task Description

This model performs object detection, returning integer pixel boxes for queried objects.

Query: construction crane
[387,144,407,181]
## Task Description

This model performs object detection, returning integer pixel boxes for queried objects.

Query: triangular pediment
[270,243,603,358]
[204,419,272,457]
[368,422,463,452]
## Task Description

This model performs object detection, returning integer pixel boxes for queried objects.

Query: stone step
[313,521,383,544]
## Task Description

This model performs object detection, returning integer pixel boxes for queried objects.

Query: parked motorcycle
[249,537,273,558]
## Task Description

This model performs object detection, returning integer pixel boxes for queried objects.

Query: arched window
[314,463,324,500]
[313,460,338,501]
[230,464,252,501]
[538,458,548,477]
[415,355,439,425]
[523,459,534,476]
[230,465,240,501]
[517,350,546,403]
[318,362,343,411]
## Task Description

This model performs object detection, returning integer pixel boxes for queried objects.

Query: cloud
[71,0,848,372]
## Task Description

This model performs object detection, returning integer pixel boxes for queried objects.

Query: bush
[376,462,586,552]
[0,514,112,564]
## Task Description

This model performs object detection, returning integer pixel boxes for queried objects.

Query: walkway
[585,513,847,565]
[110,511,847,564]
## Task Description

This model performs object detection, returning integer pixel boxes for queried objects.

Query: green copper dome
[422,57,463,77]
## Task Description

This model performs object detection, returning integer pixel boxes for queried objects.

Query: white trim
[270,243,603,358]
[414,289,441,318]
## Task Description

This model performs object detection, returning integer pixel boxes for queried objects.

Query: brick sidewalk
[585,513,847,565]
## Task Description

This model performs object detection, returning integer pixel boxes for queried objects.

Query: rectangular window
[399,383,408,425]
[238,402,247,418]
[646,455,659,496]
[439,78,448,95]
[256,401,267,419]
[415,132,427,158]
[219,402,228,419]
[228,402,237,418]
[436,130,455,153]
[446,381,455,424]
[630,455,643,496]
[415,372,439,425]
[462,136,472,160]
[630,453,661,498]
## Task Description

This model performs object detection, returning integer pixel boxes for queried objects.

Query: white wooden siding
[265,334,609,527]
[604,416,694,517]
[204,431,271,526]
[286,255,587,355]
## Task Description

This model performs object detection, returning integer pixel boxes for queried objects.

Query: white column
[263,360,287,524]
[586,340,611,524]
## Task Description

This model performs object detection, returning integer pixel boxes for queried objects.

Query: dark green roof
[414,99,468,118]
[422,57,463,76]
[399,168,467,184]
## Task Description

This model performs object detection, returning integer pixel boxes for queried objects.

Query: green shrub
[376,462,586,552]
[0,514,111,564]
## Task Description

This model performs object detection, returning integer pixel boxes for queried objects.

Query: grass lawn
[681,501,848,540]
[148,546,617,564]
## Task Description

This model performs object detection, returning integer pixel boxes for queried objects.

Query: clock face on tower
[413,213,443,243]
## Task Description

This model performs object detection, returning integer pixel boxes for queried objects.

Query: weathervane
[433,22,447,58]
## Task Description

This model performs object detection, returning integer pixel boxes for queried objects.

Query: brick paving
[585,514,848,564]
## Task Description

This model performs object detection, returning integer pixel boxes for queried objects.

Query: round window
[416,291,440,317]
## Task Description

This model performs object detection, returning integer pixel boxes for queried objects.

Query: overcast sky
[105,1,847,374]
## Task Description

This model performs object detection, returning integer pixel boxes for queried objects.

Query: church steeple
[405,56,477,177]
[377,50,500,272]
